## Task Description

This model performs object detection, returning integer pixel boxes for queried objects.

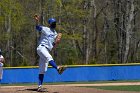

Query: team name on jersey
[48,34,55,38]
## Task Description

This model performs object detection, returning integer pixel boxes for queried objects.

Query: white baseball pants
[37,45,53,74]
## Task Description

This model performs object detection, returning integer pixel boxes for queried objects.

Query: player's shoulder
[42,26,49,29]
[42,26,50,31]
[0,55,4,58]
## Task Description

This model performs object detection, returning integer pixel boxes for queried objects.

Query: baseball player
[0,49,5,83]
[34,15,66,92]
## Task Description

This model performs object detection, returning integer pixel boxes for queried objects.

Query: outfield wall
[1,64,140,83]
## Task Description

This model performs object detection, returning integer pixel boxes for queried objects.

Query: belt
[41,45,50,51]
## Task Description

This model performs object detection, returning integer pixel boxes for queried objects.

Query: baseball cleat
[37,86,47,92]
[57,65,67,75]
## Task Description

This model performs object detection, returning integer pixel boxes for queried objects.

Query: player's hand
[33,14,40,22]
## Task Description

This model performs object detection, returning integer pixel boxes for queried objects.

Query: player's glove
[55,33,62,43]
[53,33,62,48]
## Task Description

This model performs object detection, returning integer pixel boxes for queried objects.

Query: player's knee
[37,47,42,54]
[39,71,46,74]
[48,57,53,62]
[39,69,48,74]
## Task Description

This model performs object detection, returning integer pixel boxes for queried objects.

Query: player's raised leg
[49,60,66,74]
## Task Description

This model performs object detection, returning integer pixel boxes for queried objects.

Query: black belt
[41,45,50,51]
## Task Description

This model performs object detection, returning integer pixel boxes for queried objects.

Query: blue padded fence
[1,64,140,83]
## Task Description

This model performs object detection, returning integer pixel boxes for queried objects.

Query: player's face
[50,22,56,29]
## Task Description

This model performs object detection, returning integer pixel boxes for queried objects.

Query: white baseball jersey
[38,26,57,51]
[0,55,4,67]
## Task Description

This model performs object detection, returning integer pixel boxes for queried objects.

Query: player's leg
[38,57,48,91]
[49,60,58,69]
[37,46,66,74]
[38,58,46,86]
[37,46,58,69]
[37,46,49,91]
[41,51,66,74]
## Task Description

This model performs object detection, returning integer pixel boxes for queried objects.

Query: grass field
[86,85,140,92]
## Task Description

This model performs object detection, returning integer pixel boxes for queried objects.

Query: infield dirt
[0,82,140,93]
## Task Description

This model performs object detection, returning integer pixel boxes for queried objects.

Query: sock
[38,74,44,87]
[49,60,58,69]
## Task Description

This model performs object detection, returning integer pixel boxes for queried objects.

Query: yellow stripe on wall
[3,63,140,69]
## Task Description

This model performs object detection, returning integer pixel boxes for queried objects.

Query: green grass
[86,85,140,92]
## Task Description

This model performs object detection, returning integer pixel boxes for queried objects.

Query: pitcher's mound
[0,85,139,93]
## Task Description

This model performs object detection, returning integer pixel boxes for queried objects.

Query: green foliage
[62,33,82,41]
[56,0,63,7]
[0,0,140,66]
[90,59,97,64]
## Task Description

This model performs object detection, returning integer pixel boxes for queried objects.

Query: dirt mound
[0,85,139,93]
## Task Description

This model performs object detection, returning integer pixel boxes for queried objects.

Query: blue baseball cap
[48,18,56,24]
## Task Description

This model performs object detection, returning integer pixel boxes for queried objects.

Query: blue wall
[1,65,140,83]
